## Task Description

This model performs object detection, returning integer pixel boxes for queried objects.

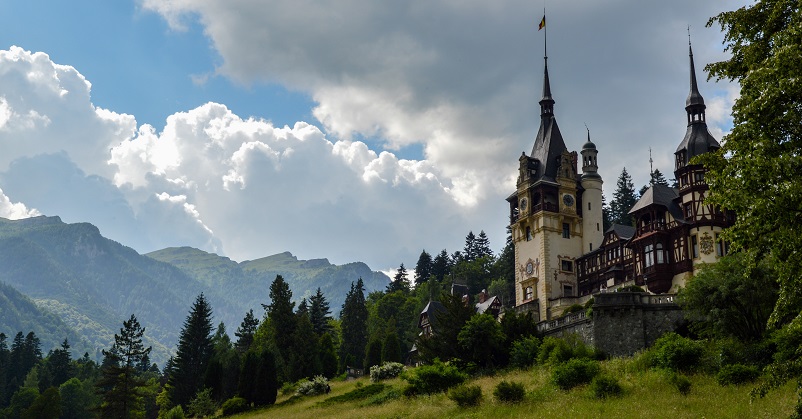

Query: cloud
[0,188,40,220]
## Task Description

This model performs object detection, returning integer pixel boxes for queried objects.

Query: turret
[581,129,603,253]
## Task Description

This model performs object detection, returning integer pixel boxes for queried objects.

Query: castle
[508,42,734,322]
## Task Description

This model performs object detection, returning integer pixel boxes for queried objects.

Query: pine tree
[263,275,296,358]
[413,250,434,288]
[46,339,73,389]
[254,349,278,407]
[381,329,402,364]
[0,333,9,406]
[235,309,259,354]
[363,338,382,372]
[288,312,320,381]
[386,263,410,293]
[602,194,613,231]
[475,231,492,259]
[610,167,638,226]
[318,333,338,378]
[339,279,368,372]
[170,294,215,407]
[463,231,478,261]
[96,314,152,418]
[297,298,309,317]
[309,288,332,336]
[432,250,451,283]
[639,168,671,196]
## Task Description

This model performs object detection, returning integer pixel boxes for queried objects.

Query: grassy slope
[232,360,794,419]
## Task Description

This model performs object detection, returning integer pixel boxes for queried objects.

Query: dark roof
[419,300,446,328]
[605,224,636,240]
[686,44,705,108]
[676,124,720,164]
[529,57,568,183]
[628,184,685,221]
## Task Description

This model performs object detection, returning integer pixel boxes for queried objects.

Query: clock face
[525,261,534,275]
[520,198,528,211]
[563,194,574,207]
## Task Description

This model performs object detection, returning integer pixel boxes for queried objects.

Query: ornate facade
[509,42,734,320]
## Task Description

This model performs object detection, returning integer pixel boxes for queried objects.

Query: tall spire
[686,29,705,109]
[540,57,555,116]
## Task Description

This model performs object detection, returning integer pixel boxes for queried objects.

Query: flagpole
[544,7,547,60]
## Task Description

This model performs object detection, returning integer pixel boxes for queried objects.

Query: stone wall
[538,292,683,357]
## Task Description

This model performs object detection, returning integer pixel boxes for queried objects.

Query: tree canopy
[609,167,638,226]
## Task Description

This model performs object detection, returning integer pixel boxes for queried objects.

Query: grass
[229,359,795,419]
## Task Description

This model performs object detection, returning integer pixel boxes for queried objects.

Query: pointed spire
[686,29,705,108]
[539,56,555,116]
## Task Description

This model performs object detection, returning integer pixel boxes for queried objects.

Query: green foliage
[364,338,383,373]
[234,309,259,354]
[493,380,526,403]
[387,263,410,293]
[537,336,597,365]
[564,304,584,314]
[679,254,777,342]
[220,396,248,416]
[381,329,402,364]
[458,313,506,368]
[289,312,321,381]
[369,362,404,382]
[414,250,434,288]
[509,336,541,369]
[297,375,330,396]
[551,358,601,390]
[96,314,151,419]
[717,364,760,386]
[649,333,704,372]
[667,372,692,396]
[23,386,60,419]
[609,167,637,226]
[187,388,216,418]
[447,384,482,407]
[8,387,39,419]
[319,383,386,406]
[401,360,467,395]
[59,377,96,419]
[161,405,186,419]
[416,293,474,364]
[590,375,623,399]
[318,333,339,379]
[339,279,368,373]
[170,293,215,407]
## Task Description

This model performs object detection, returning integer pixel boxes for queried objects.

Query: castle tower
[508,56,588,321]
[581,130,604,254]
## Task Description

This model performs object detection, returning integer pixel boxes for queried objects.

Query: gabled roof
[628,184,686,222]
[475,296,501,315]
[605,224,636,240]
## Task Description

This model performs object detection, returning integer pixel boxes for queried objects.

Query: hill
[146,247,390,317]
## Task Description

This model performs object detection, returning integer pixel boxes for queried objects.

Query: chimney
[478,289,487,304]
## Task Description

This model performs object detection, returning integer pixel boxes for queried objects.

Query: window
[644,244,654,267]
[695,172,704,183]
[561,259,573,272]
[524,286,534,301]
[562,223,570,239]
[563,285,574,297]
[691,235,699,258]
[588,202,592,211]
[526,226,532,241]
[656,243,664,264]
[589,243,593,252]
[715,233,729,257]
[684,203,693,219]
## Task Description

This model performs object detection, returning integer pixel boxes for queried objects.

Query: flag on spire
[538,15,546,31]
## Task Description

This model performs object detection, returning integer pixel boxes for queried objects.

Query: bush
[319,384,386,406]
[187,388,216,418]
[590,375,622,399]
[280,381,298,396]
[564,304,584,314]
[297,375,331,396]
[537,336,596,365]
[221,397,248,416]
[650,332,704,371]
[716,364,760,386]
[493,380,526,403]
[401,359,468,395]
[162,405,186,419]
[668,372,692,396]
[510,336,541,369]
[551,358,601,390]
[370,362,405,382]
[448,384,482,407]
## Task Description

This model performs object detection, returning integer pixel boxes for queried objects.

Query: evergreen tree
[205,322,239,402]
[0,333,7,406]
[386,263,410,293]
[339,279,368,372]
[254,349,278,407]
[46,339,73,389]
[96,314,152,419]
[297,298,309,317]
[170,294,215,407]
[363,338,382,372]
[413,250,434,288]
[610,167,638,226]
[318,333,338,378]
[288,312,320,381]
[263,275,296,365]
[416,292,474,363]
[475,231,492,259]
[463,231,478,261]
[602,194,613,231]
[24,386,61,419]
[309,288,333,336]
[639,168,671,196]
[432,249,451,283]
[381,329,402,364]
[235,309,259,354]
[237,351,259,405]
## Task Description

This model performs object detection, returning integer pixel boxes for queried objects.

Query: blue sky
[0,0,748,272]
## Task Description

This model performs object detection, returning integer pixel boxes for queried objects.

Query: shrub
[493,380,526,403]
[319,384,386,406]
[564,304,584,314]
[668,372,692,396]
[401,359,467,395]
[650,333,704,372]
[297,375,331,396]
[717,364,760,386]
[510,336,541,369]
[551,358,601,390]
[590,375,622,399]
[448,384,482,407]
[538,336,596,365]
[361,388,401,406]
[162,406,186,419]
[280,381,298,396]
[221,397,248,416]
[370,362,405,382]
[187,388,216,418]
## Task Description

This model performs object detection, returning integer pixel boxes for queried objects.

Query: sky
[0,0,750,274]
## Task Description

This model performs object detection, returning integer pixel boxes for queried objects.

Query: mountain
[0,281,92,356]
[0,216,390,366]
[146,247,390,317]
